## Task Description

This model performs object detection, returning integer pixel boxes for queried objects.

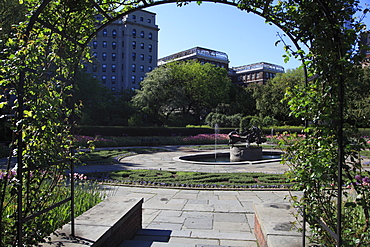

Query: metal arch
[15,0,349,246]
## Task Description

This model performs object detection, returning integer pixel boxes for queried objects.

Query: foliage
[253,68,304,126]
[204,112,243,128]
[74,72,136,126]
[92,169,294,189]
[132,61,233,126]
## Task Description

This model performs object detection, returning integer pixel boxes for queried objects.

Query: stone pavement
[108,186,302,247]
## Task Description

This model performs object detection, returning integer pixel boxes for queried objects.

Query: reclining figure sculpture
[228,126,267,146]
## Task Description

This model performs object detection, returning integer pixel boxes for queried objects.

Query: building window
[131,75,136,83]
[140,43,144,49]
[147,19,151,23]
[111,87,116,92]
[112,64,116,72]
[132,64,136,72]
[102,75,106,84]
[132,15,136,19]
[140,65,144,72]
[132,52,136,61]
[112,53,116,61]
[112,29,117,37]
[122,30,125,36]
[102,52,107,60]
[102,41,107,48]
[122,41,124,47]
[132,41,136,49]
[92,64,97,72]
[102,64,107,72]
[92,52,97,58]
[140,54,144,60]
[132,29,136,37]
[149,55,152,63]
[148,44,152,52]
[112,41,116,50]
[93,41,97,49]
[140,31,144,38]
[111,76,116,84]
[103,29,107,36]
[148,32,152,40]
[140,17,143,21]
[122,52,124,59]
[140,76,144,81]
[148,66,152,71]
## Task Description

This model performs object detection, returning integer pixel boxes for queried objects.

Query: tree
[254,68,304,125]
[132,61,232,126]
[74,72,135,126]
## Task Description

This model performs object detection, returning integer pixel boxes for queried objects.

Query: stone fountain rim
[173,150,283,165]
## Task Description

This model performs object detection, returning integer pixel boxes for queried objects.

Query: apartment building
[86,10,159,92]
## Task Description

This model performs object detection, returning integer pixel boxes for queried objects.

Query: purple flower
[355,175,362,181]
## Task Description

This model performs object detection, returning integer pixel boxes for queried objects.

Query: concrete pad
[220,239,258,247]
[183,217,213,229]
[183,204,215,212]
[190,229,255,241]
[213,213,247,223]
[213,222,251,232]
[168,237,219,245]
[147,222,183,231]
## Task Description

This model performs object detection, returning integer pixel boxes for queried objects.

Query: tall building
[229,62,285,86]
[87,10,159,93]
[361,31,370,67]
[158,47,230,69]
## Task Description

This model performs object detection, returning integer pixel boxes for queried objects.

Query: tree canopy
[132,61,232,126]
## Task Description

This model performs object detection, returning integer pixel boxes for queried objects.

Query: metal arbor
[0,0,366,246]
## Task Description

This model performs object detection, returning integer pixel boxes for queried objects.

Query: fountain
[176,126,282,165]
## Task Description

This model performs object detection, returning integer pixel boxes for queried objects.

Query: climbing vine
[0,0,368,245]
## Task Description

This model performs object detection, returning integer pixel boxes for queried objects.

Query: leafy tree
[132,61,232,126]
[74,72,135,126]
[344,66,370,127]
[254,68,304,125]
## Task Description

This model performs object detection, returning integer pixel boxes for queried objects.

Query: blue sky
[146,1,370,70]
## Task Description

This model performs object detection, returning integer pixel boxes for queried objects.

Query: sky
[145,1,370,70]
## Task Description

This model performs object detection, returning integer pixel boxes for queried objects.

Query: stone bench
[254,203,310,247]
[42,197,143,247]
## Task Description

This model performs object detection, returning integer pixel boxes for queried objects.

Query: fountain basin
[174,150,282,165]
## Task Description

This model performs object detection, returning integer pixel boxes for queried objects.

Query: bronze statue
[228,126,266,146]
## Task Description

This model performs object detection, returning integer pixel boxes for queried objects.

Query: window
[132,15,136,19]
[140,76,144,81]
[102,52,107,61]
[122,52,124,59]
[102,75,106,84]
[147,19,151,23]
[149,55,152,63]
[111,87,116,92]
[140,31,144,38]
[112,64,116,72]
[132,29,136,37]
[112,53,116,61]
[93,41,97,49]
[132,41,136,49]
[103,29,107,36]
[92,64,97,72]
[122,41,124,47]
[140,43,144,49]
[131,75,136,84]
[132,52,136,61]
[140,54,144,60]
[111,76,116,84]
[148,44,152,52]
[102,64,107,72]
[112,29,117,37]
[148,66,152,71]
[92,52,97,58]
[122,30,125,36]
[102,41,107,48]
[140,65,144,72]
[140,17,143,21]
[148,32,152,40]
[132,64,136,72]
[112,41,116,50]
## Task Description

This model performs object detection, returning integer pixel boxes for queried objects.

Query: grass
[86,169,294,189]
